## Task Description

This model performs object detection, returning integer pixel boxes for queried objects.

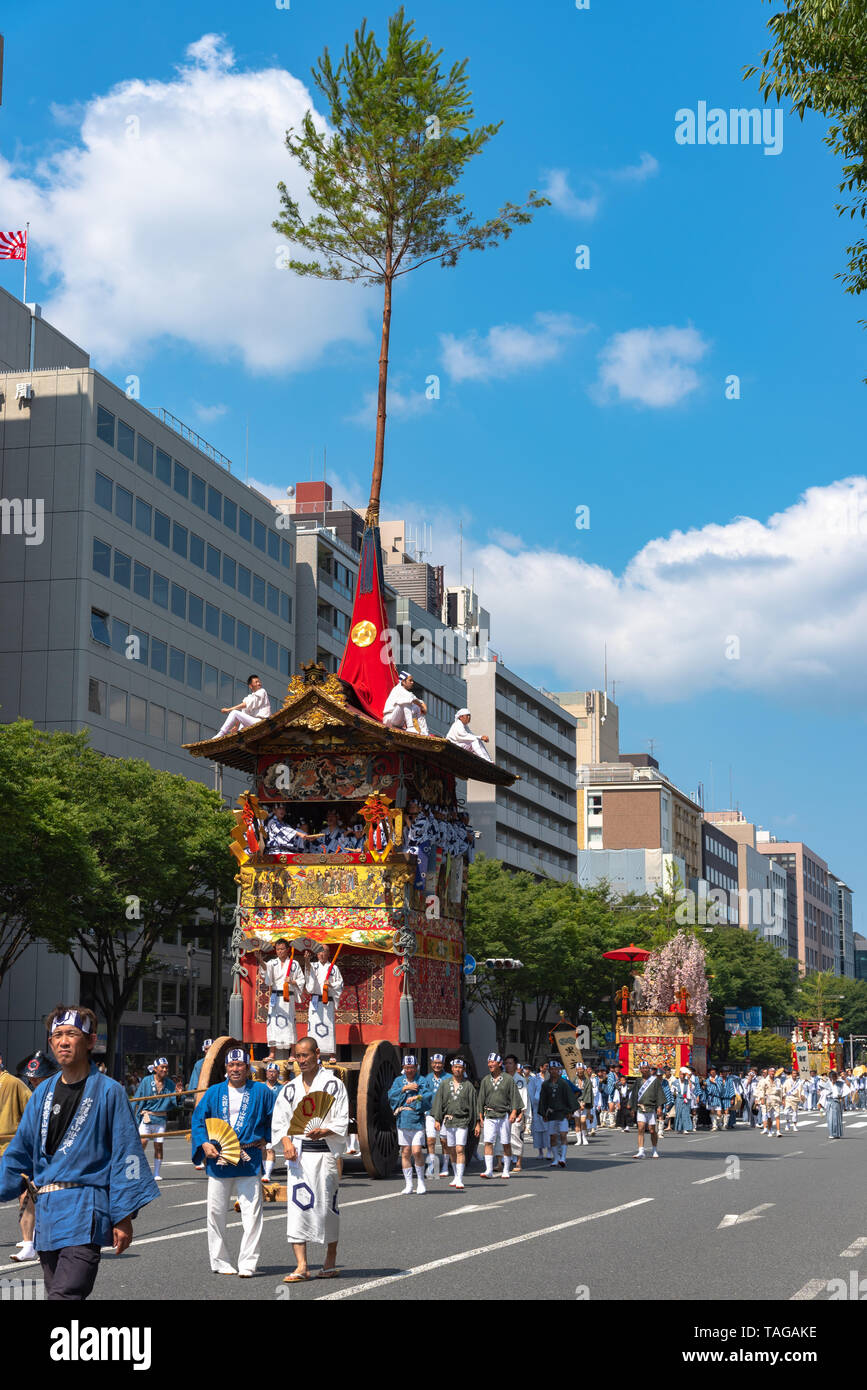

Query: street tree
[274,6,548,519]
[745,0,867,347]
[704,927,798,1061]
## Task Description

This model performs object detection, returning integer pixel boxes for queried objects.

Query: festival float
[608,932,710,1075]
[791,1019,842,1076]
[184,508,514,1177]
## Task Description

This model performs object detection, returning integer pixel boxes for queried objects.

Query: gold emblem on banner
[350,620,377,647]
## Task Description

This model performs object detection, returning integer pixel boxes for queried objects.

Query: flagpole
[22,221,29,304]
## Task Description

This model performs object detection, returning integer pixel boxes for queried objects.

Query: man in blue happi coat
[188,1039,214,1094]
[0,1005,160,1300]
[191,1047,276,1277]
[132,1056,182,1180]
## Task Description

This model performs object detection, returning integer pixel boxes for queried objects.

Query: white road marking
[317,1198,655,1300]
[717,1203,774,1229]
[790,1279,827,1301]
[840,1236,867,1257]
[692,1171,729,1185]
[171,1199,209,1208]
[767,1150,803,1160]
[436,1194,534,1218]
[847,1121,867,1129]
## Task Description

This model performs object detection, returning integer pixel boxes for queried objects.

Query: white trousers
[383,704,429,736]
[207,1175,263,1275]
[267,991,298,1047]
[217,709,261,738]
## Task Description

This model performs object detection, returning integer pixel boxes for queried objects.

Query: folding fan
[205,1117,242,1165]
[288,1090,335,1136]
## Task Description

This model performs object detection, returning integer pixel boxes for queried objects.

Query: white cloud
[440,312,584,383]
[0,35,370,371]
[540,169,601,220]
[347,385,433,428]
[610,151,659,182]
[192,402,228,423]
[594,325,709,407]
[461,477,867,704]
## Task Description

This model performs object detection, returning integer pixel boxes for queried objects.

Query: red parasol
[602,943,651,963]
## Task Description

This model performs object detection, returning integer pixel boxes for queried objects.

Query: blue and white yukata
[191,1078,276,1275]
[673,1076,696,1131]
[820,1079,849,1138]
[264,815,307,854]
[0,1065,160,1295]
[132,1072,179,1142]
[271,1068,349,1247]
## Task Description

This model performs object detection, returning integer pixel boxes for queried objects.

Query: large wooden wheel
[357,1039,401,1179]
[196,1036,242,1101]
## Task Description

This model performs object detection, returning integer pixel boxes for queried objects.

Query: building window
[88,677,107,714]
[239,509,252,543]
[137,436,154,474]
[93,538,111,578]
[151,638,167,673]
[184,718,201,744]
[188,593,203,628]
[236,621,250,654]
[237,564,251,598]
[266,583,279,616]
[281,538,293,570]
[253,574,265,606]
[153,573,169,608]
[172,522,188,560]
[154,511,170,547]
[266,638,279,669]
[204,664,218,699]
[96,406,115,446]
[251,629,264,662]
[150,703,165,739]
[115,485,133,526]
[135,498,152,536]
[91,607,111,646]
[253,518,266,553]
[220,672,234,705]
[221,613,235,646]
[280,592,291,624]
[187,657,202,691]
[111,618,129,655]
[109,687,128,723]
[191,473,205,509]
[206,544,220,579]
[114,421,135,462]
[170,583,186,619]
[223,497,237,531]
[156,449,172,485]
[207,486,222,522]
[95,472,113,512]
[129,695,147,733]
[133,561,151,600]
[173,461,189,498]
[280,646,291,676]
[222,555,236,589]
[167,710,183,744]
[267,530,280,563]
[190,533,204,568]
[205,603,219,637]
[169,648,185,683]
[113,550,131,588]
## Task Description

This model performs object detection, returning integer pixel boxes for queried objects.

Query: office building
[827,873,855,978]
[463,658,577,880]
[554,689,620,766]
[577,759,703,897]
[701,820,740,925]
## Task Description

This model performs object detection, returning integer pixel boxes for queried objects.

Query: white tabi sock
[263,1160,274,1180]
[153,1158,162,1178]
[484,1154,494,1175]
[414,1163,427,1193]
[403,1167,413,1190]
[440,1156,450,1174]
[503,1156,511,1175]
[455,1162,465,1181]
[559,1144,567,1162]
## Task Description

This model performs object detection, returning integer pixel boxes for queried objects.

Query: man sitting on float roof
[383,672,429,735]
[446,708,492,762]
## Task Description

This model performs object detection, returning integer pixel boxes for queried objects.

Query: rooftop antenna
[647,738,657,761]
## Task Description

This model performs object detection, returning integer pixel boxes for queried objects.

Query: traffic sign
[463,953,476,977]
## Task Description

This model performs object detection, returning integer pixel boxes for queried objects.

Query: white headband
[51,1011,92,1035]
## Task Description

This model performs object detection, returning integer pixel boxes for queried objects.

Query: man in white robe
[383,672,429,735]
[271,1037,348,1281]
[303,946,344,1055]
[214,674,271,738]
[446,708,492,761]
[264,939,305,1060]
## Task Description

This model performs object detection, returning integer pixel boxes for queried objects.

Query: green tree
[274,6,547,519]
[704,928,798,1061]
[744,0,867,341]
[728,1029,793,1070]
[0,722,235,1075]
[0,724,97,989]
[796,972,867,1036]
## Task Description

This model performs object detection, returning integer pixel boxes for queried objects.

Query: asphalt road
[2,1109,866,1304]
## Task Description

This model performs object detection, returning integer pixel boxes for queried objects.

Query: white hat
[456,708,471,718]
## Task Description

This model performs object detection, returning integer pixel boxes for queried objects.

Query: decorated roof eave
[184,682,515,788]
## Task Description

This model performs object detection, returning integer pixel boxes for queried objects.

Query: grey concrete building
[463,657,577,880]
[828,873,855,979]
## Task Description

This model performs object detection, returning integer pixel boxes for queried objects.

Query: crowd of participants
[259,797,477,862]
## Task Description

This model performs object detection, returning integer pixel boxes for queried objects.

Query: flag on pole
[337,522,398,719]
[0,230,27,260]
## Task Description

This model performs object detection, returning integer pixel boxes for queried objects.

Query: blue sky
[1,1,865,929]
